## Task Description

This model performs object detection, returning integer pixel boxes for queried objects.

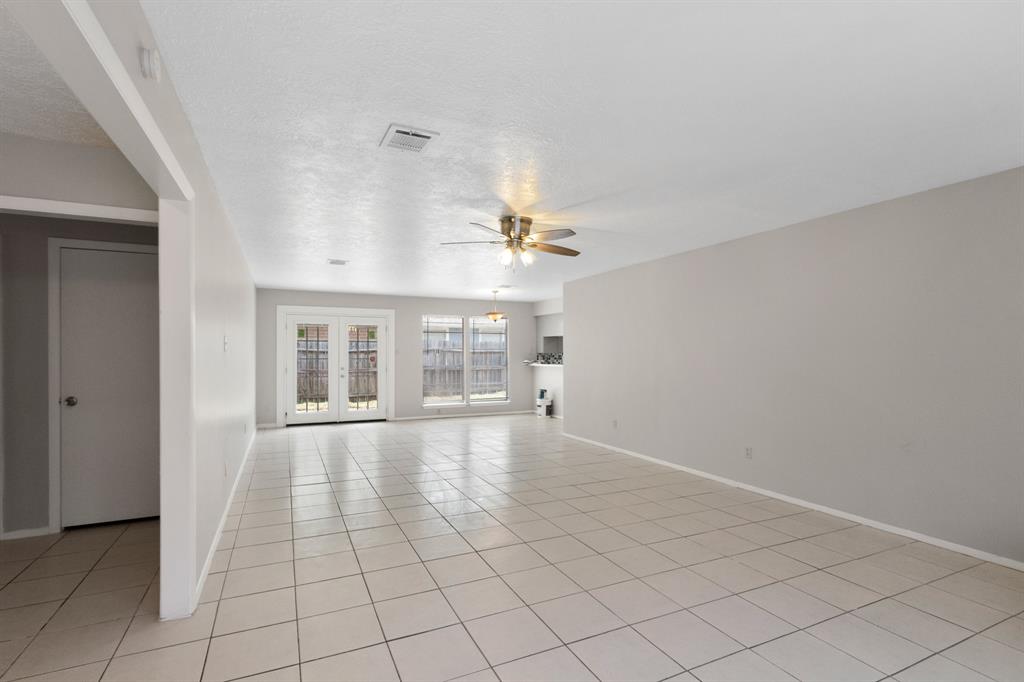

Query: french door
[286,314,388,424]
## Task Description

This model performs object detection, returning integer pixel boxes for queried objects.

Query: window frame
[468,315,509,404]
[421,314,466,407]
[421,314,510,407]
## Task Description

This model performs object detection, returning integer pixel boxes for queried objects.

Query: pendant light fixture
[485,289,506,322]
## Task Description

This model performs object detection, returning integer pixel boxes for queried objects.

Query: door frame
[9,0,201,619]
[48,238,159,533]
[276,305,396,426]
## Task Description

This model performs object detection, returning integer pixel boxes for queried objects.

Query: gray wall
[0,133,157,533]
[565,167,1024,562]
[0,214,158,532]
[256,289,537,423]
[0,133,156,210]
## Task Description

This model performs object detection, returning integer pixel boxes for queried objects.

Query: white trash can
[535,398,553,417]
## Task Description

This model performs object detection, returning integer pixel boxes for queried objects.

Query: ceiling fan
[441,215,580,268]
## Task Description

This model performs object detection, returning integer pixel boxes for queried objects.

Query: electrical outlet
[223,335,229,352]
[612,419,618,429]
[745,447,753,460]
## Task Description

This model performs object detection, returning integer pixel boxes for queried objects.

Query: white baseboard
[391,410,533,421]
[190,429,255,612]
[259,412,533,426]
[563,431,1024,573]
[0,525,56,541]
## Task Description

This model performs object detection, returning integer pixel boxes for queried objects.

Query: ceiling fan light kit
[440,214,582,270]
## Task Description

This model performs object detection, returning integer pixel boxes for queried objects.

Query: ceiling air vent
[379,123,438,152]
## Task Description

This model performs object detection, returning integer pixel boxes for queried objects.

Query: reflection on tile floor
[1,415,1023,681]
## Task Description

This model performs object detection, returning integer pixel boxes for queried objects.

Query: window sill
[423,400,512,409]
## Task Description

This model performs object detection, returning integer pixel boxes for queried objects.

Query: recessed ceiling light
[327,258,348,266]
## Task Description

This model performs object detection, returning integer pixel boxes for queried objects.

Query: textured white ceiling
[140,1,1022,301]
[0,7,113,148]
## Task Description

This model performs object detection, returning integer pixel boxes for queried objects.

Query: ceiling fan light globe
[520,249,535,266]
[499,248,514,266]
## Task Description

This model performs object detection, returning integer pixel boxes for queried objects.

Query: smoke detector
[379,124,438,152]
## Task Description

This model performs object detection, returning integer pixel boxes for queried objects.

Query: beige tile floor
[1,415,1022,681]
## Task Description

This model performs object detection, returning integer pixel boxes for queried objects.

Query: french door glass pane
[296,323,329,413]
[347,324,379,411]
[470,317,508,402]
[423,315,464,404]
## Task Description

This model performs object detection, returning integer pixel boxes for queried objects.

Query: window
[422,315,509,405]
[469,317,508,402]
[422,315,464,405]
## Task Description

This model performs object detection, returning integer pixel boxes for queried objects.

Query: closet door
[60,246,159,526]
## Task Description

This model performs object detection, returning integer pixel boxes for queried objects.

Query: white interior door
[60,245,159,527]
[285,313,388,424]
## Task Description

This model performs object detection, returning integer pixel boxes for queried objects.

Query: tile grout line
[5,419,1012,681]
[291,453,303,682]
[345,430,506,681]
[2,521,137,681]
[317,437,402,682]
[240,422,1022,682]
[299,424,579,680]
[340,425,1022,680]
[369,428,606,680]
[283,428,859,680]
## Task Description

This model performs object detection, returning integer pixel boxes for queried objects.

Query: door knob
[64,396,78,406]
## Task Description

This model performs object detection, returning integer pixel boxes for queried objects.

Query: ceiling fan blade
[469,222,505,237]
[525,228,576,243]
[529,221,576,229]
[440,240,504,245]
[528,242,580,257]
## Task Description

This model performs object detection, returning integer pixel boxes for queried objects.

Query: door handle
[64,396,78,406]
